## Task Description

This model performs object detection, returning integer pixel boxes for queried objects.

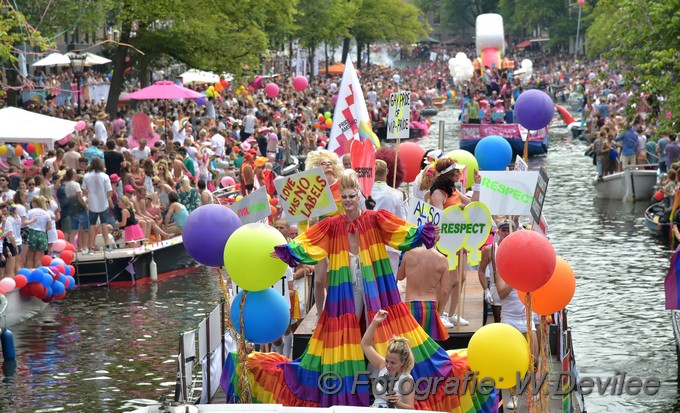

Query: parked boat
[591,167,657,202]
[459,123,550,156]
[72,236,196,287]
[645,202,671,237]
[0,289,49,328]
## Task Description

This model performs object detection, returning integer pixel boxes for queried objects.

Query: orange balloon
[518,256,576,316]
[14,145,23,157]
[215,82,224,93]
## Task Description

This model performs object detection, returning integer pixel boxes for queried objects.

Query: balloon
[325,119,332,128]
[53,239,67,253]
[55,265,66,276]
[26,143,36,154]
[29,269,43,283]
[264,83,279,98]
[215,82,224,93]
[318,115,325,123]
[0,278,16,293]
[18,268,31,278]
[53,292,67,300]
[398,142,426,183]
[0,145,6,156]
[51,258,65,267]
[324,111,332,120]
[234,195,243,202]
[496,230,556,292]
[446,149,479,189]
[29,282,47,299]
[57,230,65,240]
[60,250,75,265]
[223,223,287,291]
[220,176,236,188]
[474,135,513,171]
[64,243,76,252]
[182,204,242,267]
[14,274,27,289]
[220,79,229,88]
[67,275,76,289]
[514,90,555,131]
[14,146,23,157]
[67,265,75,276]
[75,120,87,131]
[40,255,53,267]
[196,97,206,106]
[52,281,65,296]
[41,272,53,287]
[578,0,585,5]
[63,276,70,288]
[518,256,576,315]
[58,134,72,145]
[253,76,263,90]
[230,288,290,344]
[467,323,531,389]
[292,76,308,91]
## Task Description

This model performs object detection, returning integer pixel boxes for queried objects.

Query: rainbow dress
[222,210,497,412]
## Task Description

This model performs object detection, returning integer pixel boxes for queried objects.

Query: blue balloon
[52,281,65,296]
[18,268,31,278]
[30,269,44,283]
[44,286,53,299]
[51,258,65,266]
[66,276,76,290]
[59,274,67,284]
[196,97,206,106]
[230,288,290,344]
[63,266,71,276]
[474,135,513,171]
[38,266,50,274]
[41,273,53,287]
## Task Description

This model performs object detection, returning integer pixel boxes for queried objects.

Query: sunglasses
[341,193,358,200]
[319,161,333,167]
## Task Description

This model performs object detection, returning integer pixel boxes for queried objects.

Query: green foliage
[352,0,429,46]
[19,0,111,39]
[586,0,680,128]
[0,4,52,63]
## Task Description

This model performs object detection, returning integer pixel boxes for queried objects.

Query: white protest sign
[514,155,528,171]
[407,198,443,227]
[232,187,271,225]
[478,171,538,216]
[273,167,337,224]
[436,202,492,270]
[532,215,549,236]
[386,91,410,140]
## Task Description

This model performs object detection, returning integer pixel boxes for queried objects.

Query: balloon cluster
[181,205,291,344]
[448,52,474,85]
[313,112,333,131]
[14,257,77,303]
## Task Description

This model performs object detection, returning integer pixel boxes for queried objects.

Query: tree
[586,0,680,130]
[414,0,498,40]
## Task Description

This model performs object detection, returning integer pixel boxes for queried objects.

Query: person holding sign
[269,171,467,409]
[428,157,482,328]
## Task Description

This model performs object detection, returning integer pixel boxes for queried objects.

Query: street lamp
[70,53,86,115]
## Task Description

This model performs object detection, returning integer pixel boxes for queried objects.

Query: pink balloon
[253,76,263,90]
[265,83,279,98]
[53,239,67,253]
[75,120,87,131]
[577,0,585,5]
[221,176,236,188]
[58,134,73,145]
[293,76,308,91]
[0,278,16,293]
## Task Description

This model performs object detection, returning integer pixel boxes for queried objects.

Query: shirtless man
[397,246,451,341]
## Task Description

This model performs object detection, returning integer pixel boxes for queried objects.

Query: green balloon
[324,111,332,120]
[223,223,288,291]
[446,149,479,189]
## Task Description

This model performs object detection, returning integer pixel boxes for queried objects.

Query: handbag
[609,149,618,159]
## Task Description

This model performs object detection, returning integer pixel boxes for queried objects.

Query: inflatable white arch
[475,13,505,71]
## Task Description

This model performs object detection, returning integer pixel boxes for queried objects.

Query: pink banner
[460,124,548,142]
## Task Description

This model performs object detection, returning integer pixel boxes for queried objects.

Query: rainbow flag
[666,249,680,309]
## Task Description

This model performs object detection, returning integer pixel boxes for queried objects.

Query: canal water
[0,105,676,413]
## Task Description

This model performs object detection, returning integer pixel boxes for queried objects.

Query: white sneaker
[440,315,455,328]
[449,313,469,326]
[81,248,89,255]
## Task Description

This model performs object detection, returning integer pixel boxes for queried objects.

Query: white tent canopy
[32,52,71,67]
[0,107,76,148]
[65,52,112,67]
[179,69,232,85]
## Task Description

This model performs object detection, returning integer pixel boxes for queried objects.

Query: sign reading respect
[478,171,539,216]
[273,167,337,224]
[436,202,492,269]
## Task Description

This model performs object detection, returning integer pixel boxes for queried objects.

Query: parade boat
[459,123,550,157]
[591,166,657,202]
[72,236,196,287]
[645,202,671,237]
[0,289,49,328]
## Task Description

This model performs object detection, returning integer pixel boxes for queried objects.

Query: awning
[0,107,76,147]
[516,40,532,49]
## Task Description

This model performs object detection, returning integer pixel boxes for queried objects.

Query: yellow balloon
[467,323,530,389]
[446,149,479,189]
[0,145,6,156]
[234,195,243,202]
[223,223,287,291]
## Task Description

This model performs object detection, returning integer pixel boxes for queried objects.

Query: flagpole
[574,2,583,59]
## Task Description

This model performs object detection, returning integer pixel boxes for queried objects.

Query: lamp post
[574,0,585,59]
[70,53,86,115]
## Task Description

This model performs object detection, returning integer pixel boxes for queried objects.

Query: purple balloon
[182,204,241,267]
[513,89,555,131]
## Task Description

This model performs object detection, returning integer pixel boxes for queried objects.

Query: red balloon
[64,277,70,289]
[56,265,66,276]
[54,292,67,300]
[220,79,229,88]
[41,255,53,267]
[398,142,426,183]
[60,250,75,265]
[14,274,27,289]
[29,282,47,299]
[20,285,31,297]
[270,198,279,206]
[57,230,65,240]
[68,265,76,276]
[64,243,76,252]
[496,231,556,292]
[26,143,36,154]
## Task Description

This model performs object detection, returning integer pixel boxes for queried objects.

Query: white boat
[591,166,658,202]
[0,288,49,328]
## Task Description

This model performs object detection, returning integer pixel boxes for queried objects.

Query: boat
[459,123,550,156]
[591,166,658,202]
[420,107,438,117]
[645,201,671,237]
[72,236,197,287]
[431,96,446,110]
[0,289,49,328]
